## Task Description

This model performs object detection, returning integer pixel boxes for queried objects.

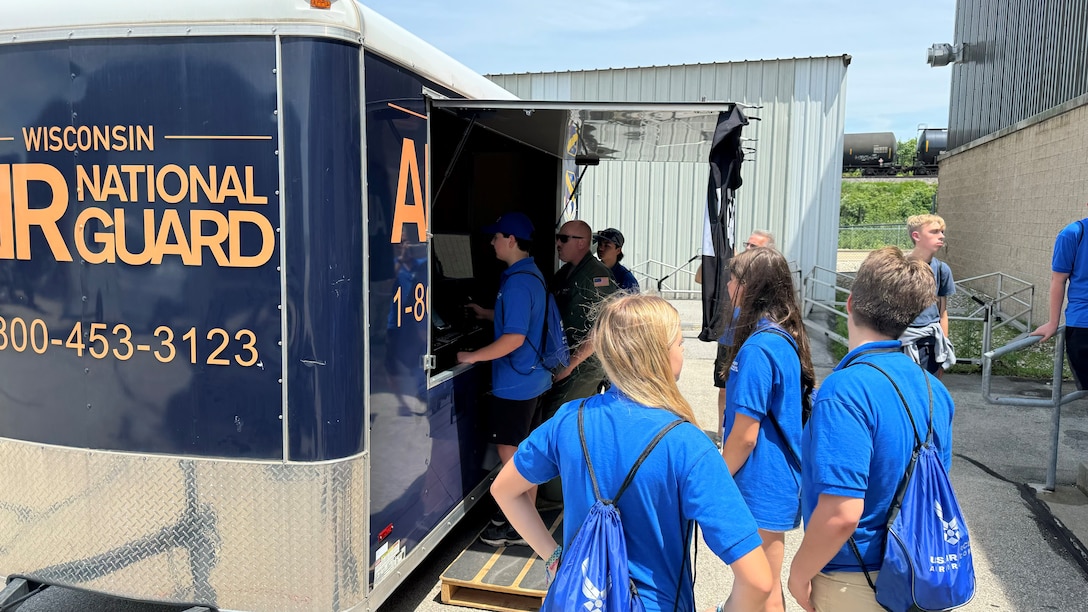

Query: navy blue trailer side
[0,2,738,610]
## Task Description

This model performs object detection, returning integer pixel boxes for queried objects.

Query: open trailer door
[386,98,747,606]
[427,99,748,344]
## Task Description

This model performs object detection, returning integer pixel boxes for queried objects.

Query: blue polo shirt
[492,258,552,400]
[725,321,802,530]
[803,340,954,572]
[514,389,762,612]
[1053,220,1088,327]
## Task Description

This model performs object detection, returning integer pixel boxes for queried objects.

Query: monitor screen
[432,233,474,279]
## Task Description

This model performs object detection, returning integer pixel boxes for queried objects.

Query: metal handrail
[982,328,1088,491]
[801,265,852,347]
[628,256,702,297]
[801,266,1036,366]
[957,271,1036,332]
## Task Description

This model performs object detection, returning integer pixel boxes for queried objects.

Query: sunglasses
[555,233,588,243]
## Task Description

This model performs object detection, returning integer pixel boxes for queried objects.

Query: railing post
[995,274,1003,321]
[1046,331,1066,491]
[982,302,993,361]
[1028,285,1035,330]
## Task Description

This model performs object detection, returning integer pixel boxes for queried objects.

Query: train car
[913,127,948,174]
[0,1,741,610]
[842,132,898,175]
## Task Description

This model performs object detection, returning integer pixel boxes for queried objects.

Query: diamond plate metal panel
[0,438,369,611]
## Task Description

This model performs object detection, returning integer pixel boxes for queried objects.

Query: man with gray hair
[744,229,775,251]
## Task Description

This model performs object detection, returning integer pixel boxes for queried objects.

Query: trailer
[0,2,742,610]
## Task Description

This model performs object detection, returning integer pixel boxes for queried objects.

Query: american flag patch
[593,276,610,287]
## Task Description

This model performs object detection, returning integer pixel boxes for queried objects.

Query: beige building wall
[938,97,1088,323]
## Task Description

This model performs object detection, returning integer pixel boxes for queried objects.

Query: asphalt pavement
[9,299,1088,611]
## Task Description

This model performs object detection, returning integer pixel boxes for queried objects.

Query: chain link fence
[838,223,913,250]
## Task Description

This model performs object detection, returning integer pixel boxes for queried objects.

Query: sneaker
[480,523,527,547]
[490,509,507,527]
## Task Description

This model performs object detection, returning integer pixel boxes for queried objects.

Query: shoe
[490,509,507,527]
[480,523,527,547]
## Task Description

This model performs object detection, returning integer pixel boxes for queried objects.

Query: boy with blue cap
[458,211,552,547]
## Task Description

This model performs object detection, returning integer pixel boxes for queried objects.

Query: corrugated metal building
[937,0,1088,313]
[947,0,1088,148]
[488,56,850,295]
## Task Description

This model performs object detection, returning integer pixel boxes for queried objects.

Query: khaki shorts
[811,571,881,612]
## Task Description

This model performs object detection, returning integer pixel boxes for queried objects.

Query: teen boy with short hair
[898,214,956,377]
[788,247,956,612]
[459,212,552,547]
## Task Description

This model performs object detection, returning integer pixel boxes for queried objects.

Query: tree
[897,137,918,169]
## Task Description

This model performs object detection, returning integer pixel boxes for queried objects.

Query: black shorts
[914,335,941,375]
[486,395,542,446]
[713,344,731,388]
[1065,326,1088,390]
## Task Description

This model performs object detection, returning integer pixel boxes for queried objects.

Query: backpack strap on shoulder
[843,358,935,590]
[853,361,933,448]
[502,269,549,372]
[577,399,683,505]
[613,419,683,505]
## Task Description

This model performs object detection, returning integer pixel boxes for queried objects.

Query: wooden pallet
[439,510,563,612]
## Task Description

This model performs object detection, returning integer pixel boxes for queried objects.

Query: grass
[948,318,1072,380]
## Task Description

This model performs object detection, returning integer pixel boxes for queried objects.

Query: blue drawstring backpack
[541,401,682,612]
[849,362,975,612]
[505,271,570,373]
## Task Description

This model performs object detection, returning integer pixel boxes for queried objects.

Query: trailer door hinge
[423,354,436,370]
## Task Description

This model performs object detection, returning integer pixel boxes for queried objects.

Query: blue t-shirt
[802,340,955,572]
[910,257,955,327]
[724,321,802,530]
[514,389,762,612]
[1052,220,1088,327]
[492,258,552,400]
[610,262,640,292]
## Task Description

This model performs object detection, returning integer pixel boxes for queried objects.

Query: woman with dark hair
[721,247,815,612]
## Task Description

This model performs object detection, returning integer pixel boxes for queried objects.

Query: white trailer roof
[0,0,515,101]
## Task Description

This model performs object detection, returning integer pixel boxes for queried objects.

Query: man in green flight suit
[536,219,619,505]
[544,219,620,417]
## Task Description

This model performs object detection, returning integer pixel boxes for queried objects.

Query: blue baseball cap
[482,212,534,241]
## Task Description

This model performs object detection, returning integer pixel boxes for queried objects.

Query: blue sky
[363,0,956,142]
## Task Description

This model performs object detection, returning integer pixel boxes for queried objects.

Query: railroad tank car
[913,127,948,174]
[843,132,897,175]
